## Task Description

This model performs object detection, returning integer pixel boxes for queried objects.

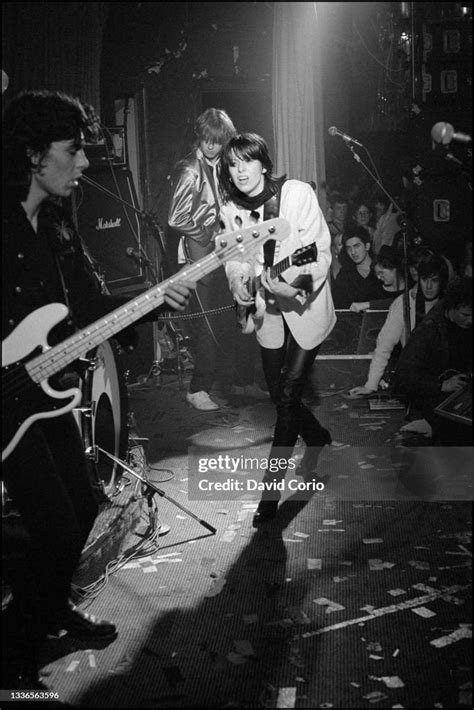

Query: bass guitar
[2,218,289,462]
[236,242,318,334]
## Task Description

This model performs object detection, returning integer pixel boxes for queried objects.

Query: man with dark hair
[168,108,240,410]
[327,192,349,238]
[2,89,194,691]
[331,225,386,308]
[349,252,449,397]
[394,276,472,445]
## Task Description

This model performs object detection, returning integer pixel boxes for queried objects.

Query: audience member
[331,225,386,309]
[372,195,401,255]
[327,193,349,238]
[349,199,375,240]
[349,245,406,313]
[392,230,456,281]
[393,276,472,445]
[348,252,449,396]
[330,231,344,283]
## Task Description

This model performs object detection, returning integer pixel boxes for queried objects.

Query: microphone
[328,126,363,147]
[126,247,152,267]
[431,122,472,145]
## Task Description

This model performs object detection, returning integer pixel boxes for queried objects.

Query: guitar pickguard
[2,359,81,462]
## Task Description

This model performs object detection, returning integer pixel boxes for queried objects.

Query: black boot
[252,500,279,526]
[48,600,117,640]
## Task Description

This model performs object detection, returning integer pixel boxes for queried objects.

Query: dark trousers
[186,268,235,394]
[259,323,329,499]
[2,413,98,671]
[233,333,260,388]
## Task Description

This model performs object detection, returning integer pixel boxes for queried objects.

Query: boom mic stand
[81,173,166,273]
[341,141,422,339]
[98,446,216,536]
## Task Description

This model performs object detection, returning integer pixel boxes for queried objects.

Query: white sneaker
[186,391,220,411]
[231,384,269,400]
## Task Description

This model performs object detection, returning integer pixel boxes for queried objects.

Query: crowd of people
[325,187,472,444]
[1,89,472,696]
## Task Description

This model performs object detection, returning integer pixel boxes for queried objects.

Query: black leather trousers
[258,321,330,499]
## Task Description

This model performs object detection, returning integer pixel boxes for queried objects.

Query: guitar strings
[2,224,284,401]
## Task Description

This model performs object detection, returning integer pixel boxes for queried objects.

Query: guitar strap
[263,187,283,267]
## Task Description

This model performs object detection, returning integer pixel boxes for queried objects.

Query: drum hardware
[127,320,194,391]
[73,341,128,496]
[85,444,100,463]
[155,321,193,388]
[97,446,217,535]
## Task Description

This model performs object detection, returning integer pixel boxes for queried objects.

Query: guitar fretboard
[23,218,289,385]
[270,256,291,278]
[26,253,221,384]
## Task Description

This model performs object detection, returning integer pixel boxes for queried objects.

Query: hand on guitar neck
[2,217,291,462]
[235,242,318,334]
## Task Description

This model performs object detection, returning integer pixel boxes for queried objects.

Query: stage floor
[2,366,472,708]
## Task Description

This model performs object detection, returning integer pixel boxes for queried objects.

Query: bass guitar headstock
[215,218,290,264]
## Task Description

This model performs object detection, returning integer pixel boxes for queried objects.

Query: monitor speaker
[318,310,388,356]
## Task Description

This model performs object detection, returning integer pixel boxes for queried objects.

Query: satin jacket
[168,148,222,263]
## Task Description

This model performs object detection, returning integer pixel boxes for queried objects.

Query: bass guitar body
[2,304,82,462]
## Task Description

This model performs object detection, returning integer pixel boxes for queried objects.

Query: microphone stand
[342,142,421,340]
[81,174,166,266]
[97,446,216,536]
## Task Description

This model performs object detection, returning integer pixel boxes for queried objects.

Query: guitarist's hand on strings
[163,280,196,311]
[232,279,255,307]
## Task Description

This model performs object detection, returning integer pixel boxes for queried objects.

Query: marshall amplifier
[84,127,126,167]
[74,166,152,294]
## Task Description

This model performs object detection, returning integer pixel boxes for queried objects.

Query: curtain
[272,1,327,210]
[2,2,109,111]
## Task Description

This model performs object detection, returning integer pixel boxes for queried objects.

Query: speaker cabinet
[74,166,153,294]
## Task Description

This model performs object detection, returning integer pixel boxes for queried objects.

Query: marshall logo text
[96,217,122,230]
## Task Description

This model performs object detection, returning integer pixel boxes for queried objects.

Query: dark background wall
[3,1,472,260]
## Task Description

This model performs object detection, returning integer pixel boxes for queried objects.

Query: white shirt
[365,286,439,391]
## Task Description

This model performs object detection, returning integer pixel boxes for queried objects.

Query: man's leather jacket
[168,148,221,263]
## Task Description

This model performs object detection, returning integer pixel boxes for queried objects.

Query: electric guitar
[2,218,290,462]
[235,242,318,334]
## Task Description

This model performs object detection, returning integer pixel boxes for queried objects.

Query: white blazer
[220,179,336,349]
